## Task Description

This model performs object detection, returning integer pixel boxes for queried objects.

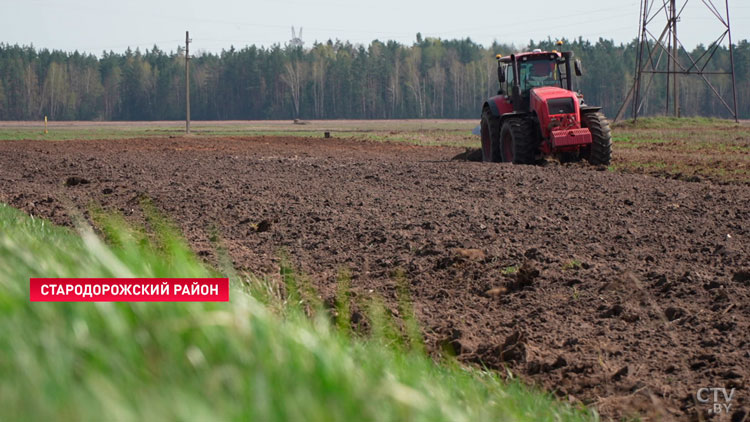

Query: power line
[185,31,191,134]
[431,2,640,35]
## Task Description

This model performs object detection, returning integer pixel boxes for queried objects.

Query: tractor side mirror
[574,59,583,76]
[498,65,506,83]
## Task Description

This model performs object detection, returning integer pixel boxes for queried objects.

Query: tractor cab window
[505,66,514,95]
[519,58,561,92]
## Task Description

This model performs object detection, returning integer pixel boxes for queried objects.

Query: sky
[2,0,749,56]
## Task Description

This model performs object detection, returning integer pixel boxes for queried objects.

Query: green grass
[502,265,520,276]
[612,117,749,183]
[0,120,479,147]
[562,260,582,271]
[571,287,580,301]
[612,136,670,147]
[0,127,182,141]
[0,127,477,148]
[0,128,477,150]
[621,161,668,170]
[0,203,597,422]
[612,116,738,129]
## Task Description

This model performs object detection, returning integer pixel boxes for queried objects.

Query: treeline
[0,36,748,121]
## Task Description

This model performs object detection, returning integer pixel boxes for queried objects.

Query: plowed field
[1,135,748,420]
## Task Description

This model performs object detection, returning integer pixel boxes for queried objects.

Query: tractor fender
[580,106,602,113]
[481,104,529,127]
[484,95,514,117]
[497,112,530,127]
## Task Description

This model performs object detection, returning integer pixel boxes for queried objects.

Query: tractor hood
[530,86,581,118]
[530,86,578,103]
[530,86,583,140]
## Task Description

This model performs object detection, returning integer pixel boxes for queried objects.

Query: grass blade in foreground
[0,203,597,421]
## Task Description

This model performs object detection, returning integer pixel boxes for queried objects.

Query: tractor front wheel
[480,108,501,162]
[500,118,535,164]
[581,112,612,165]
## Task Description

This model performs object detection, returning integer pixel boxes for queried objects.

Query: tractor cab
[497,49,582,111]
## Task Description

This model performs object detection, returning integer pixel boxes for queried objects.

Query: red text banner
[30,278,230,302]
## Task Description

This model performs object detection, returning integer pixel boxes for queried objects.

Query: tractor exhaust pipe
[510,54,522,107]
[562,51,574,91]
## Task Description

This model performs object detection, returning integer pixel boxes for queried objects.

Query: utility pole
[185,31,191,134]
[727,0,739,123]
[671,0,679,117]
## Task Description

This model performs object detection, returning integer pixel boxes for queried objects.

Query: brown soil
[1,136,748,421]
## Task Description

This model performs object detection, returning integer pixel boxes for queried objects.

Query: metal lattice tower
[615,0,739,123]
[290,26,304,49]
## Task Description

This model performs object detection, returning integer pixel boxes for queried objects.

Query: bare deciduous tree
[281,61,303,120]
[405,49,425,118]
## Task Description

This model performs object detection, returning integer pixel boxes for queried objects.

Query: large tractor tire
[499,118,535,164]
[480,108,501,162]
[581,112,612,165]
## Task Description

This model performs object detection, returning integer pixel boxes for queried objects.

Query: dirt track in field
[1,136,748,421]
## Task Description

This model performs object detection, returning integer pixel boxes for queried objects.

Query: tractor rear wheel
[480,108,501,162]
[500,118,535,164]
[581,112,612,165]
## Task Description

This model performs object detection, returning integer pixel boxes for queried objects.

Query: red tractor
[480,47,611,165]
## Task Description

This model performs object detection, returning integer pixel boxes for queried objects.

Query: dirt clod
[734,270,750,285]
[499,331,527,363]
[600,304,625,319]
[64,176,89,186]
[256,220,272,233]
[665,307,686,321]
[452,148,482,162]
[452,248,485,262]
[552,356,567,369]
[523,248,542,260]
[506,261,539,292]
[731,409,748,422]
[485,287,507,297]
[612,366,629,381]
[439,328,466,356]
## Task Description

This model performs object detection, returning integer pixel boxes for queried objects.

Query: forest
[0,35,747,121]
